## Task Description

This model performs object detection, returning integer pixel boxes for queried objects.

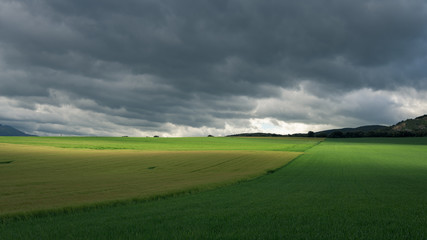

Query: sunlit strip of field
[0,136,321,152]
[0,143,300,215]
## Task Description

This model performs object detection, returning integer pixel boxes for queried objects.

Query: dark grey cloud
[1,0,427,135]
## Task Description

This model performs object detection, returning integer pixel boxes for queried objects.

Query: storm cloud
[1,0,426,136]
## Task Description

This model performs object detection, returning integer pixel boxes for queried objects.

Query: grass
[0,136,319,152]
[1,137,426,239]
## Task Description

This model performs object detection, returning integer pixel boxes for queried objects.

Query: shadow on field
[0,161,13,164]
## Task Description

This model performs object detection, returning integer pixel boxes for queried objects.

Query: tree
[315,133,327,138]
[328,131,344,138]
[307,131,315,137]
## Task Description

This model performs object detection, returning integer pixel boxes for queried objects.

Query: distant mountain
[0,124,32,136]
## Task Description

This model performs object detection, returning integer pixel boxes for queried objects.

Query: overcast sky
[1,0,427,136]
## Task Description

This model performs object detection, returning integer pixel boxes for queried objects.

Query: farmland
[0,137,317,215]
[0,136,317,152]
[1,137,427,239]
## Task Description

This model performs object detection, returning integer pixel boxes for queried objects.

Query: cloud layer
[1,0,426,136]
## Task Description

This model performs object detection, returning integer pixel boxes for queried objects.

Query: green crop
[1,137,426,240]
[0,136,320,152]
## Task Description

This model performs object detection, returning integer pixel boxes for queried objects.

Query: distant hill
[226,126,389,138]
[227,114,427,138]
[227,132,285,137]
[316,115,427,137]
[315,125,388,137]
[391,115,427,132]
[385,114,427,137]
[0,124,32,136]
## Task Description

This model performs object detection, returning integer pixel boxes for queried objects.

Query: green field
[1,137,427,239]
[0,136,317,152]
